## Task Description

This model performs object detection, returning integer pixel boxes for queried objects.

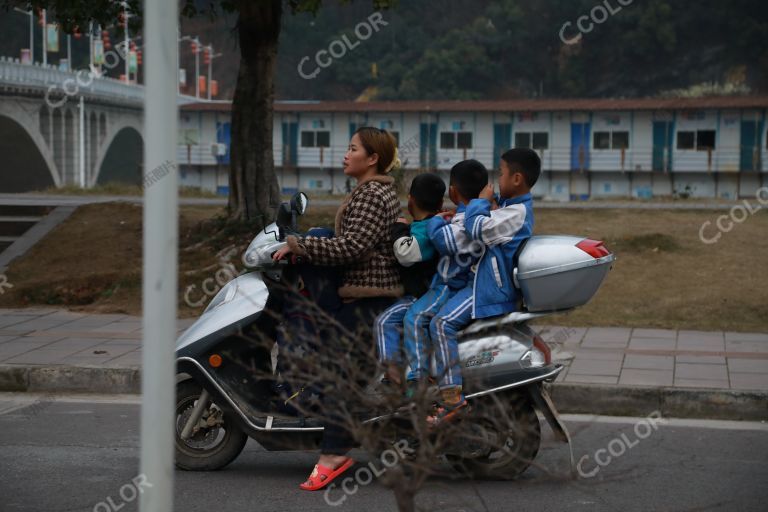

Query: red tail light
[533,335,551,364]
[576,239,611,258]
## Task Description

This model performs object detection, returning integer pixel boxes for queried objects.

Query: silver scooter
[173,192,614,478]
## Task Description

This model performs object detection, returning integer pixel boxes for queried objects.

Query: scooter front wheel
[175,379,248,471]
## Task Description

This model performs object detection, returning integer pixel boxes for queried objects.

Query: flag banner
[46,24,59,52]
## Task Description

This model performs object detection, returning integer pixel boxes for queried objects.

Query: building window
[677,130,716,150]
[612,131,629,149]
[301,130,330,148]
[515,131,548,150]
[696,130,716,151]
[532,132,549,150]
[677,131,695,150]
[440,131,473,149]
[594,132,611,150]
[594,131,629,150]
[515,132,531,148]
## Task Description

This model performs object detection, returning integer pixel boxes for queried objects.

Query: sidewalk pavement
[0,308,766,420]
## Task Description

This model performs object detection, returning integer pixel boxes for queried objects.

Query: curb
[547,383,768,422]
[0,364,140,394]
[1,364,766,421]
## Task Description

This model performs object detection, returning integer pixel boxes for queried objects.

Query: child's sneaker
[427,387,468,427]
[427,398,468,427]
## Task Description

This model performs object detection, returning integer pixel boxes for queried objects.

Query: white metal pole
[207,45,212,101]
[89,22,93,69]
[29,10,33,63]
[194,37,200,99]
[140,0,178,510]
[42,9,46,66]
[78,96,85,187]
[124,2,130,82]
[67,34,71,71]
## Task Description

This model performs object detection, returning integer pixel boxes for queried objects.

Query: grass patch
[607,233,681,253]
[34,184,221,198]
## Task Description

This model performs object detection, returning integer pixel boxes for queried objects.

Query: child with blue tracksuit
[376,173,446,383]
[426,148,541,425]
[375,161,488,399]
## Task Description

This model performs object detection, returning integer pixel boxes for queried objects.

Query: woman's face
[343,134,378,178]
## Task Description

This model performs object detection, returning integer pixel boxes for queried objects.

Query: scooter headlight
[243,250,258,267]
[203,281,238,314]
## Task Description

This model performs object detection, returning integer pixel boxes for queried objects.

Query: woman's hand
[272,244,292,261]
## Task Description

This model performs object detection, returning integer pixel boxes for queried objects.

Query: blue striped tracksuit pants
[375,284,453,382]
[430,285,474,390]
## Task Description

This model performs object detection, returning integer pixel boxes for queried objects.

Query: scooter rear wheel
[175,379,248,471]
[448,390,541,480]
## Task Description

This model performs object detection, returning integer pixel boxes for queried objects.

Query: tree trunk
[228,0,282,225]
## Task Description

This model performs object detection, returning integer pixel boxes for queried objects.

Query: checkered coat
[286,174,404,299]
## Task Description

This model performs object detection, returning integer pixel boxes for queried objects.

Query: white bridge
[0,57,195,192]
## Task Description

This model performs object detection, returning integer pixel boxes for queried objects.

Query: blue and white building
[180,96,768,200]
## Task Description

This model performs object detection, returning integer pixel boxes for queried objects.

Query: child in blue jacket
[375,173,446,385]
[427,148,541,425]
[376,161,488,400]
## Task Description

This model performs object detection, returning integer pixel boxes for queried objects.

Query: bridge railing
[0,57,144,106]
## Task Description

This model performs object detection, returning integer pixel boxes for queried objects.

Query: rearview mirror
[291,192,309,215]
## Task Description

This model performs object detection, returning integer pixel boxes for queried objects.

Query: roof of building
[181,96,768,113]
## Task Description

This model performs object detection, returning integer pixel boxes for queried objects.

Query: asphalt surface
[1,393,767,512]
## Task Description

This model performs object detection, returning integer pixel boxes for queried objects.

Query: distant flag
[46,24,59,52]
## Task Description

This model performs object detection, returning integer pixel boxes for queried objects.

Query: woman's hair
[354,127,400,174]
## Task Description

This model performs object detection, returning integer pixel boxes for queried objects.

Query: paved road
[2,393,767,512]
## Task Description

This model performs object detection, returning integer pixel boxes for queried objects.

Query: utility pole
[78,96,85,187]
[194,36,200,98]
[42,9,46,66]
[13,7,34,63]
[205,44,222,101]
[123,1,130,83]
[140,0,178,510]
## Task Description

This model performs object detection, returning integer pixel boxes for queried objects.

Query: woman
[272,127,403,490]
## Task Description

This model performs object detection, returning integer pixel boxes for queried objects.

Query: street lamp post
[178,35,201,97]
[194,36,200,98]
[42,8,47,66]
[205,44,223,101]
[13,7,33,63]
[122,1,131,83]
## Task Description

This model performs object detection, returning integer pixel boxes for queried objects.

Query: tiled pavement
[0,308,194,369]
[0,309,767,392]
[537,326,768,391]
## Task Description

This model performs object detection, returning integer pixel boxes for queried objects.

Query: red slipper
[299,457,355,491]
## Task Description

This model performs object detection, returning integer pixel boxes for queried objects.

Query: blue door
[215,122,231,165]
[420,123,437,169]
[740,120,764,172]
[571,122,590,171]
[493,124,512,170]
[652,121,674,172]
[281,122,298,167]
